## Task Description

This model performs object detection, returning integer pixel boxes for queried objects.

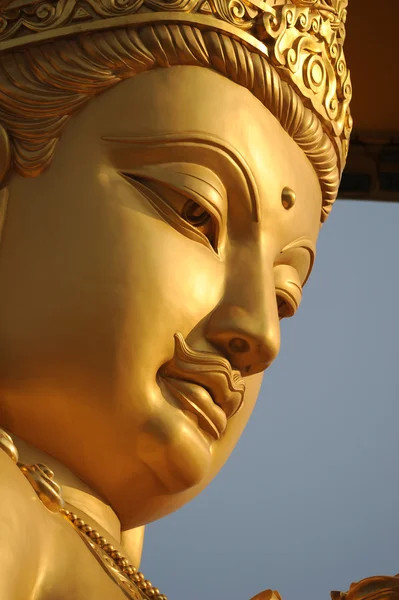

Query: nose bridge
[205,241,281,375]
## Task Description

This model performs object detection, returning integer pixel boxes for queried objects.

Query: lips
[162,376,228,439]
[158,332,246,441]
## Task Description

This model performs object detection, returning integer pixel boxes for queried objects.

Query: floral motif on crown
[0,0,352,163]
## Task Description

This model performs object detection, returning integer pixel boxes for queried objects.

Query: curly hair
[0,22,340,221]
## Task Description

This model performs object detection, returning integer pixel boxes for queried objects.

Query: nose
[205,268,281,376]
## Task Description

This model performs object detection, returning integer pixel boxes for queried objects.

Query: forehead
[85,65,322,242]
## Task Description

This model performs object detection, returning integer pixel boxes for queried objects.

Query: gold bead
[89,531,100,540]
[118,558,129,568]
[110,550,122,560]
[74,518,85,528]
[132,573,142,583]
[124,565,137,575]
[97,537,107,547]
[152,589,160,596]
[103,544,115,554]
[69,513,78,522]
[81,524,93,534]
[146,589,156,597]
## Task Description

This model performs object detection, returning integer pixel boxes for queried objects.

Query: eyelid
[119,162,227,253]
[119,162,227,245]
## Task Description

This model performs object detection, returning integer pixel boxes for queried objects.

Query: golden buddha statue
[0,0,353,598]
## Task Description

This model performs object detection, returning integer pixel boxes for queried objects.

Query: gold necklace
[61,508,167,600]
[0,428,168,600]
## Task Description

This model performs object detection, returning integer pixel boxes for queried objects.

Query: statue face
[0,66,321,528]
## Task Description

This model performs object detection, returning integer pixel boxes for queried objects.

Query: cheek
[146,221,223,322]
[110,199,225,363]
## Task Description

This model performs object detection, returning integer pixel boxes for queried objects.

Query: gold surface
[0,0,352,598]
[0,0,351,220]
[331,575,399,600]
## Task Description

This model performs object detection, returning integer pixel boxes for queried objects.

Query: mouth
[158,332,246,441]
[161,376,228,440]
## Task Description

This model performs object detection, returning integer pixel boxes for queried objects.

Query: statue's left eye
[182,200,210,226]
[182,200,215,245]
[120,171,219,253]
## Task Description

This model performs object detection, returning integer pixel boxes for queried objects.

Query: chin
[138,413,214,494]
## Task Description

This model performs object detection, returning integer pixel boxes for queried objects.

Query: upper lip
[158,333,246,438]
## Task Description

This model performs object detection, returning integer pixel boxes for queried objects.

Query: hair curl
[0,23,340,221]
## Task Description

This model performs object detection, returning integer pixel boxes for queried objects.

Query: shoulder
[0,449,51,598]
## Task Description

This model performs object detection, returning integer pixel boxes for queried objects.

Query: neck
[10,432,144,566]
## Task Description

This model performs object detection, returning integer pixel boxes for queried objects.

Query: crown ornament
[0,0,351,148]
[0,0,351,220]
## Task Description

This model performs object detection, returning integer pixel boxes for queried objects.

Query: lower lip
[161,377,227,440]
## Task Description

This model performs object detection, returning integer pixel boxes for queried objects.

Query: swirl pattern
[0,0,351,220]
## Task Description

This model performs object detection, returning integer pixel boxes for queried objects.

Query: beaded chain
[0,428,168,600]
[61,509,168,600]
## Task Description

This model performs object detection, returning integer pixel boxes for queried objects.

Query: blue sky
[141,200,399,600]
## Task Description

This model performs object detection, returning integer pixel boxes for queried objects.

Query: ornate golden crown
[0,0,351,193]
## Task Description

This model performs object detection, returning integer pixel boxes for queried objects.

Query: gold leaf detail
[199,0,212,13]
[72,7,91,20]
[19,462,65,512]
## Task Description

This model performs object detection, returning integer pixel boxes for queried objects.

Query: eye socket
[120,170,220,253]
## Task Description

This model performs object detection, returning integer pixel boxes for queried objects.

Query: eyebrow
[102,133,261,222]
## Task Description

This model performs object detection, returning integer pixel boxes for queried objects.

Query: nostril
[228,337,250,354]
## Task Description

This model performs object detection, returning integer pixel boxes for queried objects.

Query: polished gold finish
[61,509,167,600]
[250,591,283,600]
[0,0,351,221]
[0,0,352,597]
[281,187,296,210]
[331,575,399,600]
[0,432,167,600]
[0,427,18,462]
[19,463,65,512]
